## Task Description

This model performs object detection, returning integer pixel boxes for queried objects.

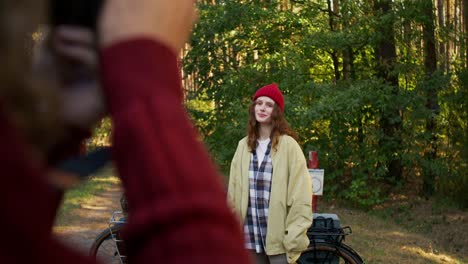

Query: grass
[56,166,120,224]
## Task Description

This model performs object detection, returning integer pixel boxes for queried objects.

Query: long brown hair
[0,1,65,154]
[247,101,297,152]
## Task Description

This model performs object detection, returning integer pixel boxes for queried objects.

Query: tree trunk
[342,47,352,80]
[464,0,468,67]
[446,0,453,72]
[327,0,341,81]
[437,0,446,72]
[374,0,403,182]
[422,0,440,197]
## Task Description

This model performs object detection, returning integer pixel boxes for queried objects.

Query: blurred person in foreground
[0,0,250,263]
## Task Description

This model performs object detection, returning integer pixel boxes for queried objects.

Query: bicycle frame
[109,211,127,263]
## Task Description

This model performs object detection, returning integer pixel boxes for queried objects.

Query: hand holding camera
[98,0,198,53]
[32,26,105,130]
[49,0,197,54]
[41,0,197,130]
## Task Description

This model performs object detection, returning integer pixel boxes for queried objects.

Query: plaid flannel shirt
[243,141,273,253]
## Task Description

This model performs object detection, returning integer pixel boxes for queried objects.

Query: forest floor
[53,175,467,264]
[319,195,468,263]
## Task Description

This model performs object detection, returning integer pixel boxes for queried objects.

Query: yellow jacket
[228,135,312,263]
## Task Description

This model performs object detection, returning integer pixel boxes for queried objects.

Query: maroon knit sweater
[0,39,250,263]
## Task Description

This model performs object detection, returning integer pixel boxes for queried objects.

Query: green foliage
[344,177,386,209]
[182,1,468,209]
[435,69,468,208]
[300,80,411,208]
[86,118,112,150]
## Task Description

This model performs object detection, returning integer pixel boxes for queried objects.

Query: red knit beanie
[253,83,284,111]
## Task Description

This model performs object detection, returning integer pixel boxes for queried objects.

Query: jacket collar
[243,135,283,164]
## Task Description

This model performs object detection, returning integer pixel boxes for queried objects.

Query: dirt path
[54,185,123,255]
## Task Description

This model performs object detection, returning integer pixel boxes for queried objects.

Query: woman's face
[254,96,275,125]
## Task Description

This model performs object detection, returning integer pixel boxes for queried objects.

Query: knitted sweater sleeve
[100,39,250,263]
[0,102,98,264]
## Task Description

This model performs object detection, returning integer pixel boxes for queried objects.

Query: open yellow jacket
[228,135,313,263]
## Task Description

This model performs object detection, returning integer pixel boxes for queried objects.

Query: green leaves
[180,1,468,208]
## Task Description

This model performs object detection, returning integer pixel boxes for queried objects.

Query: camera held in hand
[49,0,103,29]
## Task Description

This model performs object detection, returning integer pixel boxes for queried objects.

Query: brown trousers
[249,250,288,264]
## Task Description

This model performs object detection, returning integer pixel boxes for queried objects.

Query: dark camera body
[49,0,103,29]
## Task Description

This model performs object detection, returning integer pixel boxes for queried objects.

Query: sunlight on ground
[54,225,93,233]
[80,204,112,210]
[368,229,464,263]
[402,246,462,264]
[382,231,466,264]
[386,231,406,237]
[338,210,466,264]
[91,175,120,184]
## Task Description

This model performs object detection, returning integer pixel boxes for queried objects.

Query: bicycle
[89,196,128,264]
[298,214,364,264]
[90,210,363,264]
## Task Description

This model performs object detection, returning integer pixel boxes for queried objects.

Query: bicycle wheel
[89,225,127,264]
[297,241,364,264]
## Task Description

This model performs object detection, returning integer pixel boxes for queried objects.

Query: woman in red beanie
[228,83,313,263]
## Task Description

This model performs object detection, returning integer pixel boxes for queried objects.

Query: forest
[92,0,468,209]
